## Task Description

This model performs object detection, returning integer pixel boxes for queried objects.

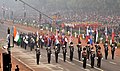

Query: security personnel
[110,42,116,59]
[90,47,95,68]
[35,48,41,65]
[62,45,67,62]
[46,47,52,64]
[54,46,59,63]
[104,41,108,60]
[77,41,82,61]
[82,47,87,69]
[69,42,74,61]
[97,47,102,68]
[86,42,91,59]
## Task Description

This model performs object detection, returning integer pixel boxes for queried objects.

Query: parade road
[0,22,120,71]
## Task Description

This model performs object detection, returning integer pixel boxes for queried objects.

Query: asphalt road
[0,23,120,71]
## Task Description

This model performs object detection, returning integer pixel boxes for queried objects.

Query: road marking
[85,69,90,71]
[52,54,75,66]
[12,55,35,71]
[58,53,104,71]
[109,61,117,65]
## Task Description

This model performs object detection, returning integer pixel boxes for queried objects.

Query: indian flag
[13,26,21,45]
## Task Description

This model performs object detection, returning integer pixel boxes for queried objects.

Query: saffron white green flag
[13,26,21,45]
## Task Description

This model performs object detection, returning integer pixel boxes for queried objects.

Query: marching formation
[14,28,117,69]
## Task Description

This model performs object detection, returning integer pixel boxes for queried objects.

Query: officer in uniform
[77,41,82,61]
[30,36,35,51]
[97,47,102,68]
[35,48,41,65]
[54,46,59,63]
[86,42,91,59]
[62,45,67,62]
[90,47,95,68]
[110,42,116,59]
[95,42,100,55]
[104,41,108,60]
[46,47,52,63]
[82,47,87,69]
[69,42,74,61]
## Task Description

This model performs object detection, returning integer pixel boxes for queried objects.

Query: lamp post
[15,0,53,20]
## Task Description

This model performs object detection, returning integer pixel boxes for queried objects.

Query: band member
[46,47,52,64]
[30,36,35,51]
[55,36,60,53]
[35,48,41,65]
[77,41,82,61]
[62,45,67,62]
[95,42,100,55]
[104,41,108,60]
[82,47,87,69]
[54,46,59,63]
[86,42,91,59]
[97,47,102,68]
[90,47,95,68]
[110,42,116,60]
[69,42,74,61]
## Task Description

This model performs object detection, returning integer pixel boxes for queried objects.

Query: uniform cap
[83,47,86,50]
[70,42,73,44]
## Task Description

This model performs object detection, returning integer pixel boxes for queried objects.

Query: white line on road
[12,55,35,71]
[58,53,104,71]
[109,61,117,65]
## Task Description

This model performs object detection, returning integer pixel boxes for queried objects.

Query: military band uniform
[97,47,102,68]
[46,47,52,63]
[69,42,74,61]
[111,42,116,60]
[77,42,82,61]
[104,41,108,60]
[62,45,67,62]
[82,48,87,69]
[55,46,59,63]
[35,48,41,65]
[90,49,95,68]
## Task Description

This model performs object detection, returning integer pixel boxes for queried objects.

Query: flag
[13,26,21,45]
[89,27,93,45]
[105,27,108,41]
[94,28,98,43]
[112,28,115,43]
[86,26,89,42]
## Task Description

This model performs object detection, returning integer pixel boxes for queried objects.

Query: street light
[15,0,53,20]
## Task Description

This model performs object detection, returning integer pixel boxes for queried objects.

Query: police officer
[62,45,67,62]
[46,47,52,64]
[104,41,108,60]
[77,41,82,61]
[54,46,59,63]
[86,42,91,59]
[90,47,95,68]
[82,47,87,69]
[69,42,74,61]
[35,48,41,65]
[110,42,116,60]
[97,47,102,68]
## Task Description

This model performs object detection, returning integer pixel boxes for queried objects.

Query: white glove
[102,58,103,60]
[96,57,98,59]
[87,59,88,61]
[82,58,84,60]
